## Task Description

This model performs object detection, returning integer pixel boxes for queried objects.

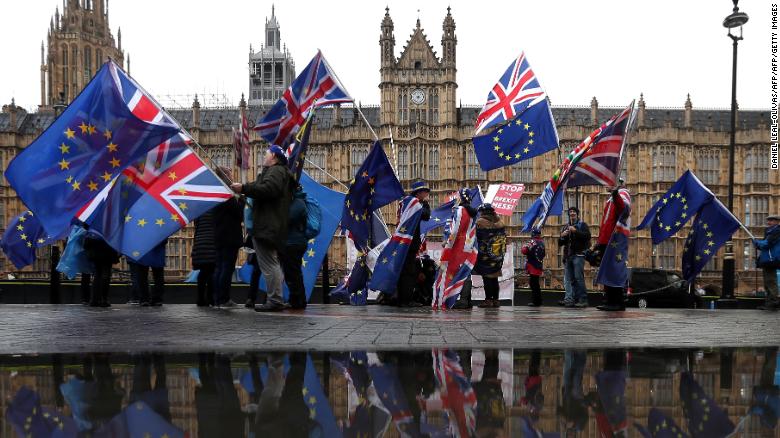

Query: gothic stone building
[0,7,773,294]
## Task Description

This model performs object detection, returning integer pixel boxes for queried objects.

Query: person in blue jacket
[754,214,780,311]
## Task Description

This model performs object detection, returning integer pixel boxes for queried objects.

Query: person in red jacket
[521,229,546,307]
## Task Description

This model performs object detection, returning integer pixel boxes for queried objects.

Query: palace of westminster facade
[0,2,773,292]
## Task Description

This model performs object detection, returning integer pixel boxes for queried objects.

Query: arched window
[84,47,92,81]
[350,144,369,176]
[652,145,676,182]
[428,145,439,180]
[695,148,720,185]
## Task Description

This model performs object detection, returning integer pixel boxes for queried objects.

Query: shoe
[565,302,576,308]
[126,300,140,306]
[221,300,238,308]
[478,300,493,308]
[255,303,285,312]
[757,304,780,311]
[451,300,473,310]
[527,302,542,307]
[492,300,502,308]
[574,301,588,308]
[244,299,255,309]
[558,300,573,307]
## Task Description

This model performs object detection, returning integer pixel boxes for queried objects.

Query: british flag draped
[254,50,352,147]
[432,349,477,438]
[432,206,478,309]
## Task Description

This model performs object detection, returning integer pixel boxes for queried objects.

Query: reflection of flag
[254,50,351,147]
[432,349,477,437]
[420,188,482,235]
[331,352,373,438]
[82,133,233,260]
[681,200,741,282]
[596,371,627,435]
[634,408,690,438]
[474,52,547,135]
[367,359,416,435]
[341,141,404,251]
[636,170,714,244]
[98,401,185,438]
[472,99,557,171]
[6,386,78,438]
[0,211,57,269]
[566,103,634,188]
[520,416,559,438]
[433,206,477,309]
[680,372,735,438]
[369,196,424,295]
[303,354,343,438]
[5,61,179,238]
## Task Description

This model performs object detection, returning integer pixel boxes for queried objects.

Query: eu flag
[420,188,483,235]
[637,170,714,244]
[0,211,57,269]
[4,61,180,238]
[369,196,425,295]
[472,99,558,171]
[341,141,404,250]
[681,200,740,282]
[98,401,185,438]
[6,386,78,438]
[637,408,690,438]
[680,372,735,437]
[303,354,343,438]
[596,224,630,288]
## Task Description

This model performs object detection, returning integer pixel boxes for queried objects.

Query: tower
[41,0,123,108]
[248,5,296,107]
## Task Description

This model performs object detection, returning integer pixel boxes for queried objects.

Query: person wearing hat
[558,206,591,308]
[474,203,506,308]
[231,145,295,312]
[753,214,780,310]
[394,179,431,307]
[521,229,546,307]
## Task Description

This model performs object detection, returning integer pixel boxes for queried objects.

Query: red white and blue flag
[596,190,631,288]
[368,196,425,295]
[79,64,233,260]
[432,349,477,438]
[474,52,546,135]
[254,50,352,147]
[432,206,477,309]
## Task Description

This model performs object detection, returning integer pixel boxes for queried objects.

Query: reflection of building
[248,6,295,107]
[0,7,773,292]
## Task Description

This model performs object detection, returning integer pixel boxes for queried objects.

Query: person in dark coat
[129,354,171,421]
[474,203,507,308]
[558,207,591,308]
[83,232,119,307]
[395,179,431,307]
[195,353,243,437]
[281,185,308,309]
[753,214,780,310]
[128,239,167,306]
[212,167,245,307]
[231,146,295,312]
[192,209,217,307]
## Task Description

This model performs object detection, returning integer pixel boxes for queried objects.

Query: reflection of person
[83,354,123,431]
[753,215,780,310]
[751,347,779,431]
[558,350,588,434]
[253,352,316,437]
[474,349,506,435]
[521,350,544,421]
[588,349,628,437]
[195,353,243,438]
[129,354,171,421]
[558,207,591,308]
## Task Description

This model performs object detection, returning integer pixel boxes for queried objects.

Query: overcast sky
[0,0,771,113]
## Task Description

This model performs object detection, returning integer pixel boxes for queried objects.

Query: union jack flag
[432,206,477,309]
[254,50,351,147]
[432,349,477,438]
[80,64,232,260]
[474,52,547,135]
[567,102,635,188]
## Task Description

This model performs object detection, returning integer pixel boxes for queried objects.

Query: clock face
[410,89,426,105]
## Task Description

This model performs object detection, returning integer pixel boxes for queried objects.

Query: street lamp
[720,0,748,307]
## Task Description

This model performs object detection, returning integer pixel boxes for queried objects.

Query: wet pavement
[0,304,778,354]
[1,348,778,437]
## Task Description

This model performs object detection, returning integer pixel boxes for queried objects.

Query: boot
[451,281,472,309]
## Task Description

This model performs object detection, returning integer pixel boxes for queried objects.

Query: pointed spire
[41,41,45,64]
[685,93,692,109]
[637,93,646,128]
[117,26,122,50]
[684,94,693,128]
[127,53,130,76]
[239,93,246,108]
[590,96,599,126]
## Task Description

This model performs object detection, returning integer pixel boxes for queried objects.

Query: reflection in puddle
[1,348,778,437]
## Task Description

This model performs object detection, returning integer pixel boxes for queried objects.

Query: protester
[522,229,546,307]
[83,231,119,307]
[558,207,591,308]
[596,181,631,311]
[753,214,780,311]
[474,203,506,308]
[212,167,245,307]
[281,184,309,309]
[128,240,167,307]
[395,179,431,307]
[441,188,478,310]
[192,209,217,307]
[231,145,294,312]
[243,198,266,308]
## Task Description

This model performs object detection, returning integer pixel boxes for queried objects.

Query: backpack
[303,193,322,240]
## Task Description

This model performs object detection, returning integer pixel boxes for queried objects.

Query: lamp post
[719,0,748,307]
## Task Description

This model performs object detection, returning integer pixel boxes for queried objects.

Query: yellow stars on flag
[103,129,112,140]
[64,127,75,139]
[71,180,80,191]
[20,233,28,241]
[125,215,133,223]
[88,181,98,191]
[109,157,121,168]
[59,143,70,154]
[79,122,89,134]
[307,248,315,258]
[178,202,188,211]
[87,124,96,135]
[16,224,24,231]
[137,218,147,227]
[168,171,177,180]
[58,158,70,170]
[106,142,118,152]
[101,171,113,182]
[177,188,188,195]
[66,176,73,183]
[155,218,165,227]
[170,213,180,223]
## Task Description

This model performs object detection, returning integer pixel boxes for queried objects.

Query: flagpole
[388,126,398,172]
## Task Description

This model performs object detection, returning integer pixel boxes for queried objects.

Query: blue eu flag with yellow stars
[681,200,740,282]
[303,354,343,438]
[6,386,78,438]
[0,211,60,269]
[98,401,185,438]
[341,141,404,250]
[472,99,558,171]
[637,170,714,244]
[4,61,180,239]
[680,372,735,438]
[635,408,690,438]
